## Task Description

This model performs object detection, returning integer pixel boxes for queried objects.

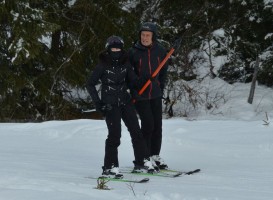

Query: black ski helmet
[105,35,124,50]
[139,22,157,41]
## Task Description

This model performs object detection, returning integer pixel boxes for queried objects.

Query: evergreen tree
[0,1,58,121]
[0,0,138,121]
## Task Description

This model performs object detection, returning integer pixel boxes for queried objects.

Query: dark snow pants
[135,97,163,156]
[103,103,148,169]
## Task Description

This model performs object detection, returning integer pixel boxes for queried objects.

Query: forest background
[1,0,273,122]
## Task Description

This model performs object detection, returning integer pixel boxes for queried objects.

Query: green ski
[86,176,149,183]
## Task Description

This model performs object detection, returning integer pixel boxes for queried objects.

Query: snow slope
[0,118,272,200]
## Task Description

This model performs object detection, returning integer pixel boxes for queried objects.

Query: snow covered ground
[0,114,273,199]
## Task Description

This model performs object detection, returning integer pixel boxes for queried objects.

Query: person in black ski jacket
[86,36,156,178]
[129,22,169,169]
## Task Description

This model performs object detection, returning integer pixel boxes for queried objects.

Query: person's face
[110,48,121,52]
[140,31,153,46]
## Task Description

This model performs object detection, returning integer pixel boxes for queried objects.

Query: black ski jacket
[86,50,138,105]
[129,41,168,100]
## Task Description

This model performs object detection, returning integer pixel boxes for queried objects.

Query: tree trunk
[247,57,260,104]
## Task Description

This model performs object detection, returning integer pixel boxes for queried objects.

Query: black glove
[95,101,113,116]
[95,101,104,114]
[149,76,156,82]
[101,104,112,112]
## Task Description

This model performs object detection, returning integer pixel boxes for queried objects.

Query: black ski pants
[103,103,148,169]
[135,97,162,157]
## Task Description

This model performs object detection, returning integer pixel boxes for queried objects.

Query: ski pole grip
[173,38,182,51]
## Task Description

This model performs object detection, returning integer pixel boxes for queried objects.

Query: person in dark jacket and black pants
[86,36,155,178]
[129,22,169,169]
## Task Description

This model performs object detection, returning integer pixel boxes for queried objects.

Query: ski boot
[101,166,123,179]
[133,158,157,173]
[151,155,168,169]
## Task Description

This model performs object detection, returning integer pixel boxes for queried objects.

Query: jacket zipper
[148,48,152,98]
[138,58,142,74]
[157,56,160,87]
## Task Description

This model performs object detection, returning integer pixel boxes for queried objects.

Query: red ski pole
[134,38,182,102]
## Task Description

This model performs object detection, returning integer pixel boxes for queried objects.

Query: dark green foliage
[1,0,273,121]
[0,0,137,121]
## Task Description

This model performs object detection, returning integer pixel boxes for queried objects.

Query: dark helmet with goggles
[139,22,157,41]
[105,35,124,50]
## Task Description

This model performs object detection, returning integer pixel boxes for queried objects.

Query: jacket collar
[99,50,128,64]
[133,40,157,51]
